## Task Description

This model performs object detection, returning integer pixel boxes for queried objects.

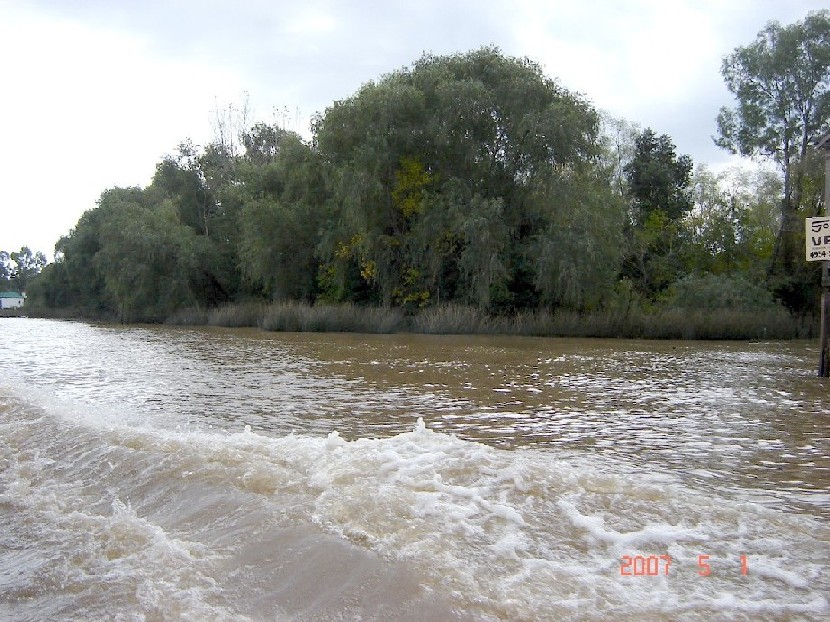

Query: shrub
[662,274,780,310]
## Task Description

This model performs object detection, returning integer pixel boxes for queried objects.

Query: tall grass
[160,300,814,339]
[207,301,265,328]
[165,302,266,328]
[164,307,208,326]
[631,307,807,340]
[408,304,489,334]
[260,301,402,333]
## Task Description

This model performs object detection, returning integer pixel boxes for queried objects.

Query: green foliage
[716,10,830,163]
[94,199,199,321]
[716,10,830,282]
[625,128,694,224]
[29,43,820,335]
[530,167,626,310]
[152,144,215,236]
[662,273,781,310]
[33,182,236,320]
[0,246,46,293]
[314,46,617,311]
[0,251,10,290]
[620,129,694,299]
[237,129,325,301]
[238,188,315,301]
[681,165,781,279]
[38,188,142,313]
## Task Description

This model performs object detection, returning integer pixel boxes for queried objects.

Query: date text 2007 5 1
[620,555,749,576]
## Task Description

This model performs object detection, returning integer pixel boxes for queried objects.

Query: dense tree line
[26,15,830,323]
[717,9,830,311]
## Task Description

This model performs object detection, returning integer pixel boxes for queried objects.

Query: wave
[1,385,828,621]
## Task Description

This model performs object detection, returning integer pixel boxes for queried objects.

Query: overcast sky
[1,0,825,259]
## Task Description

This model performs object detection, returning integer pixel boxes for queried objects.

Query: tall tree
[625,128,693,225]
[9,246,47,293]
[313,47,621,310]
[50,187,147,313]
[149,142,242,304]
[715,10,830,280]
[621,128,693,296]
[94,199,201,322]
[152,143,216,237]
[237,127,325,301]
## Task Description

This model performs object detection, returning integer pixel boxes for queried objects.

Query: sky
[0,0,826,260]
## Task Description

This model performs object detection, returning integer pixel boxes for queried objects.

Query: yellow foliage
[360,260,376,281]
[393,266,430,307]
[316,264,339,301]
[392,156,433,218]
[400,290,430,307]
[403,266,420,286]
[334,234,365,260]
[334,241,351,260]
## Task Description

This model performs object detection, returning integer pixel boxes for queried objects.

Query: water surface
[1,319,828,620]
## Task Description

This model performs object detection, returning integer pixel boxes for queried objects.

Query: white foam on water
[268,417,827,620]
[2,385,828,621]
[556,498,709,548]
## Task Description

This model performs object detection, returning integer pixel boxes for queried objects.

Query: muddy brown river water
[1,319,828,620]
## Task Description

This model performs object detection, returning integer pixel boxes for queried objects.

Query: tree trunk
[769,139,795,276]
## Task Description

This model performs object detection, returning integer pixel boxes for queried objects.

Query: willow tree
[313,47,623,310]
[716,10,830,284]
[95,199,201,322]
[237,127,326,301]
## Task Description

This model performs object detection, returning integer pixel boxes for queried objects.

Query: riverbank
[11,301,816,340]
[164,301,816,340]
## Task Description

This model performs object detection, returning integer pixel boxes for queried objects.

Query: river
[1,318,828,620]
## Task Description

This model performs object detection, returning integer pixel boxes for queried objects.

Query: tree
[8,246,47,293]
[25,261,65,308]
[600,115,640,197]
[45,187,146,313]
[149,142,243,305]
[621,128,693,297]
[33,180,237,318]
[94,199,201,321]
[682,165,780,278]
[152,143,216,237]
[33,49,632,319]
[237,128,325,300]
[0,251,10,290]
[715,10,830,280]
[625,128,693,225]
[313,47,621,310]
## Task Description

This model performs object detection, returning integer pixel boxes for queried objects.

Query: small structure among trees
[0,291,25,309]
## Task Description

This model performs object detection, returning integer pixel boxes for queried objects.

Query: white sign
[806,217,830,261]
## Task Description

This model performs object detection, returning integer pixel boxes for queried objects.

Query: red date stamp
[620,554,749,576]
